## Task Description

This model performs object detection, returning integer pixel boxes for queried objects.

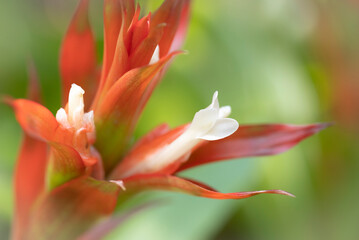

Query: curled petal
[122,174,294,199]
[199,118,239,141]
[179,123,330,171]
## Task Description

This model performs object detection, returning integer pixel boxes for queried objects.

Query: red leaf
[60,0,97,106]
[122,174,294,200]
[129,23,165,68]
[151,0,191,56]
[27,177,120,240]
[97,51,181,119]
[130,13,151,53]
[96,26,129,104]
[102,0,135,83]
[8,99,58,141]
[178,123,330,171]
[11,135,47,240]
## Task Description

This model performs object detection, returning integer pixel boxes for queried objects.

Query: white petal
[55,108,70,128]
[198,118,239,141]
[189,108,218,137]
[219,105,231,118]
[149,45,160,65]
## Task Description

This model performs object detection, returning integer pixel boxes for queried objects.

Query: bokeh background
[1,0,359,239]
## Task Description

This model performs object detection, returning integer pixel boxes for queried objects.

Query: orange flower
[6,0,328,239]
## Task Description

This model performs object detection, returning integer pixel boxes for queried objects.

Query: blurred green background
[1,0,358,239]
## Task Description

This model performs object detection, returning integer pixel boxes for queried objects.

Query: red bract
[6,0,328,239]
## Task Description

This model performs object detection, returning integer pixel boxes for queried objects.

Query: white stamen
[122,91,239,178]
[110,180,126,191]
[83,110,95,130]
[56,108,71,128]
[68,84,85,129]
[149,45,160,65]
[55,84,95,138]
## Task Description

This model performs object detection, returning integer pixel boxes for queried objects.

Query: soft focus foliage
[0,0,358,240]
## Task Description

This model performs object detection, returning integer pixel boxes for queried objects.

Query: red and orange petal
[8,99,59,141]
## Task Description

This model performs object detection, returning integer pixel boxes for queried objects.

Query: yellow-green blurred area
[1,0,359,239]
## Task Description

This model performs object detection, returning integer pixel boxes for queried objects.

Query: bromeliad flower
[6,0,329,239]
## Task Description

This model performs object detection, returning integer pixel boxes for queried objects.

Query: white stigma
[56,84,95,134]
[121,91,239,178]
[68,84,85,129]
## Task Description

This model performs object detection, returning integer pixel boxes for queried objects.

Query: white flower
[121,91,239,178]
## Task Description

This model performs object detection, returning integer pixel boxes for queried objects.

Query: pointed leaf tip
[10,99,58,142]
[121,175,295,200]
[60,0,97,105]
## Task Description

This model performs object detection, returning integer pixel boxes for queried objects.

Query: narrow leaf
[60,0,97,105]
[122,174,294,200]
[102,0,135,83]
[11,135,47,240]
